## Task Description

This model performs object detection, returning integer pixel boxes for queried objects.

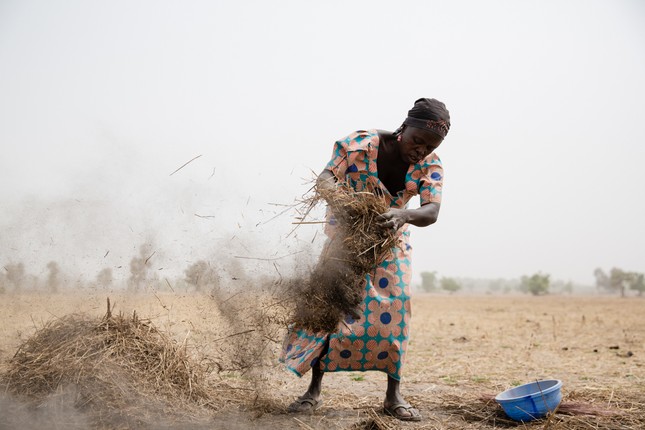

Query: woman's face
[399,126,443,164]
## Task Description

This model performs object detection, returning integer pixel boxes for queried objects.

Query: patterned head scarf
[403,98,451,138]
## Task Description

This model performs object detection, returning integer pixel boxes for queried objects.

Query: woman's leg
[384,375,421,420]
[288,365,324,412]
[306,364,324,399]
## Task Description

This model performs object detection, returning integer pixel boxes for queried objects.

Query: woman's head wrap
[403,98,451,138]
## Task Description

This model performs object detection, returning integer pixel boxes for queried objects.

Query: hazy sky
[1,0,644,285]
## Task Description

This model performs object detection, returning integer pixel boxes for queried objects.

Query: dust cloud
[0,164,326,428]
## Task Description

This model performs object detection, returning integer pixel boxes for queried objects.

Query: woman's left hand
[378,208,410,232]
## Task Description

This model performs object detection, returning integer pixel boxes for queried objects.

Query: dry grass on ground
[1,292,643,429]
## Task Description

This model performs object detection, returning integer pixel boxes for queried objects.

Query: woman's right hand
[316,169,337,193]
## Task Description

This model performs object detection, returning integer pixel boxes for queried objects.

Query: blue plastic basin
[495,379,562,422]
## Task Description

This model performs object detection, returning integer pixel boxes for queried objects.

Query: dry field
[1,291,644,429]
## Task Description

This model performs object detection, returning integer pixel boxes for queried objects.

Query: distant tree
[593,267,610,293]
[129,256,145,292]
[96,268,114,290]
[420,271,438,292]
[595,267,636,297]
[626,272,645,297]
[519,272,550,295]
[440,277,461,294]
[5,262,25,292]
[610,267,629,297]
[128,245,154,292]
[46,261,60,293]
[184,260,218,292]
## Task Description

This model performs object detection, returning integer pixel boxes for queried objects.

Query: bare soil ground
[1,292,643,429]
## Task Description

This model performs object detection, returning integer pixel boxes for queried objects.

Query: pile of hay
[2,299,218,429]
[292,182,397,332]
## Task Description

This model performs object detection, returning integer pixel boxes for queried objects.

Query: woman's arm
[378,203,441,230]
[318,167,440,229]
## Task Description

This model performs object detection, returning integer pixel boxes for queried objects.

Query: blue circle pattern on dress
[378,277,389,288]
[380,312,392,324]
[340,349,352,359]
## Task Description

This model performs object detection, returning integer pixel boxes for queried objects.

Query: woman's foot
[289,366,324,413]
[288,393,322,413]
[383,400,422,421]
[384,375,422,421]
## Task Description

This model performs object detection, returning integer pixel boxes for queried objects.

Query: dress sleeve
[324,139,348,179]
[419,156,443,205]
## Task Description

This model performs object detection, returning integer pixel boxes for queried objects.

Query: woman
[281,98,450,421]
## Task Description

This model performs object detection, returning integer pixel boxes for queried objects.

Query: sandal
[383,402,422,421]
[288,395,323,413]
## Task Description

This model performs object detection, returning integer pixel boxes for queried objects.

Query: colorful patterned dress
[280,129,443,381]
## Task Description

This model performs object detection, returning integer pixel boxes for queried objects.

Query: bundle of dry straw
[2,299,216,429]
[292,182,398,332]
